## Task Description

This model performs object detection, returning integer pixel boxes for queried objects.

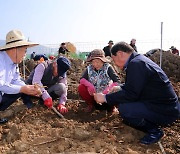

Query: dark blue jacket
[106,52,180,118]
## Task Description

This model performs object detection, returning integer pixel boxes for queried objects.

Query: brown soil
[0,53,179,154]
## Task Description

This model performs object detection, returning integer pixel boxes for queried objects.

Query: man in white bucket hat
[0,30,41,124]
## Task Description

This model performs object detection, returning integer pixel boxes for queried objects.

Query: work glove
[80,78,96,95]
[57,104,68,114]
[103,82,118,94]
[44,97,53,109]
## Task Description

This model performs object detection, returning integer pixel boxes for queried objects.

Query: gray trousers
[47,83,67,104]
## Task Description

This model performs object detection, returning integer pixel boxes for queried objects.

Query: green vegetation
[25,52,89,60]
[69,52,89,60]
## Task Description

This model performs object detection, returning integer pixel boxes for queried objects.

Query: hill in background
[0,40,58,57]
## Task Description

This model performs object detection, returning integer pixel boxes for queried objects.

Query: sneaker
[140,128,164,144]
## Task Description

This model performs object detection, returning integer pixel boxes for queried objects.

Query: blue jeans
[118,102,179,127]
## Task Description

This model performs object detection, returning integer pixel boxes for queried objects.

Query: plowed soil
[0,52,179,154]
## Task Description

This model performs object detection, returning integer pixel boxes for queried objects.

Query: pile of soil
[149,50,180,82]
[0,54,179,153]
[148,50,180,97]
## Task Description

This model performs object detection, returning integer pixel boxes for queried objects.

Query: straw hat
[65,42,76,52]
[0,30,38,51]
[86,49,110,63]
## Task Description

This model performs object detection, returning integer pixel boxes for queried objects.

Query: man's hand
[20,85,42,97]
[109,86,121,93]
[44,97,53,109]
[93,93,106,105]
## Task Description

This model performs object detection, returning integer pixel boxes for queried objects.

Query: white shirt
[0,51,25,96]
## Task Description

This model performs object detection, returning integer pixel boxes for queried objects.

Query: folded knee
[53,83,66,96]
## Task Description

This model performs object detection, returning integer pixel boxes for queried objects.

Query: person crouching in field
[78,49,121,112]
[94,42,180,145]
[0,30,41,124]
[26,56,71,114]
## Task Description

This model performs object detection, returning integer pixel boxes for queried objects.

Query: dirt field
[0,52,179,154]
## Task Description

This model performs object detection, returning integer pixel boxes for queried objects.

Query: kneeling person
[26,56,71,114]
[94,42,180,144]
[0,30,40,124]
[78,49,121,112]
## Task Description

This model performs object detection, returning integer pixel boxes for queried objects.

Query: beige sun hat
[0,30,38,51]
[86,49,110,63]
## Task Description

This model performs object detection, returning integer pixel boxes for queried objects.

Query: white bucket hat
[0,30,38,51]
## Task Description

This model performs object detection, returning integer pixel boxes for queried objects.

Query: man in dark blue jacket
[94,41,180,145]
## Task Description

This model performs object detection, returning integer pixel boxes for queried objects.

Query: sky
[0,0,180,54]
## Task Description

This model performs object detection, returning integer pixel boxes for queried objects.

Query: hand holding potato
[109,86,121,93]
[33,83,42,96]
[20,84,42,97]
[93,93,106,105]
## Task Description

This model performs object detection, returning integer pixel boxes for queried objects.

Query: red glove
[103,82,118,94]
[44,97,53,109]
[57,104,68,114]
[80,78,96,95]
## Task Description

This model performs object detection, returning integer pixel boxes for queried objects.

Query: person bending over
[94,42,180,145]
